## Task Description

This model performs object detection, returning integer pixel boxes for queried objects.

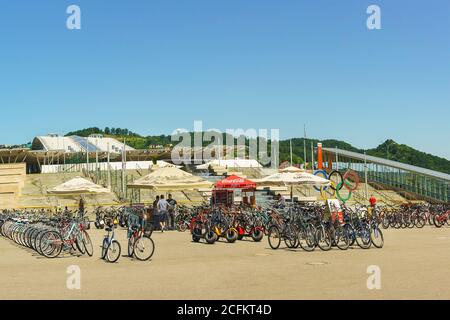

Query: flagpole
[303,124,307,169]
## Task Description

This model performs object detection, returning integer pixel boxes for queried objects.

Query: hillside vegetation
[65,127,450,174]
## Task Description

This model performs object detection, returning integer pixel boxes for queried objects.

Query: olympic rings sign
[314,169,360,203]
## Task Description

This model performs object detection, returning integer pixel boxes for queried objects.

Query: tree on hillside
[62,128,450,173]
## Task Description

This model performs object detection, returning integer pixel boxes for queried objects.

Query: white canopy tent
[48,177,111,194]
[255,172,330,186]
[279,166,304,173]
[196,159,262,170]
[149,160,183,170]
[254,171,330,202]
[128,166,213,191]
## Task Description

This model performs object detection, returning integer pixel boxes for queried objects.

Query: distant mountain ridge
[65,127,450,174]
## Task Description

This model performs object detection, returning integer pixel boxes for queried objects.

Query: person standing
[167,194,178,231]
[78,198,85,218]
[277,194,286,207]
[369,195,377,218]
[369,195,377,208]
[157,195,169,232]
[153,195,160,230]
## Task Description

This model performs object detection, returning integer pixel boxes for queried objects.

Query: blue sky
[0,0,449,159]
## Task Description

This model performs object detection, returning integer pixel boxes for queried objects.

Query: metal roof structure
[32,135,135,153]
[323,147,450,182]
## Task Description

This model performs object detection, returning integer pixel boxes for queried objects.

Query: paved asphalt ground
[1,226,450,300]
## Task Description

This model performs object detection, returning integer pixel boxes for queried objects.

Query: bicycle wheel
[178,222,188,232]
[370,226,384,249]
[101,238,109,260]
[82,231,94,257]
[344,224,356,247]
[225,229,238,243]
[133,236,155,261]
[427,213,434,225]
[356,224,372,249]
[192,227,202,242]
[205,230,217,244]
[298,225,316,252]
[284,237,298,249]
[107,240,121,263]
[34,231,46,255]
[381,216,390,229]
[251,229,264,242]
[268,226,281,250]
[415,214,426,229]
[316,226,332,251]
[335,225,350,251]
[406,216,414,229]
[433,215,444,228]
[128,236,135,257]
[284,227,299,248]
[75,233,86,255]
[40,231,63,259]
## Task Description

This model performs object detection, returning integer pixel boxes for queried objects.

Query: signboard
[327,199,344,224]
[327,199,341,213]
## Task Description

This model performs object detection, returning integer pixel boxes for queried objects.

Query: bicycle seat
[105,227,113,232]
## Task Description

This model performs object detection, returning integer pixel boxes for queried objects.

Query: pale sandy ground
[1,226,450,300]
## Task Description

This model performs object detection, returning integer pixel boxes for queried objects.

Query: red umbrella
[215,175,256,190]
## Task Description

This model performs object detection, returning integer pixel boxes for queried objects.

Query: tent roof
[48,177,111,194]
[196,159,262,170]
[215,175,256,190]
[128,166,213,191]
[254,172,330,186]
[279,166,304,173]
[149,160,182,169]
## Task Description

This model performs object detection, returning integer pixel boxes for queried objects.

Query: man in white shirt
[157,195,169,232]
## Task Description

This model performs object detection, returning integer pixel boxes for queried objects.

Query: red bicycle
[433,209,450,228]
[127,216,155,261]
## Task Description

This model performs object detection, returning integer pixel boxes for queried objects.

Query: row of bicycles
[378,203,450,229]
[266,203,383,251]
[0,211,93,258]
[0,208,155,262]
[180,202,383,251]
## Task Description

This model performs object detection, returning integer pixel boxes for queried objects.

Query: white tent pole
[95,138,99,183]
[62,132,66,168]
[303,124,307,168]
[364,151,369,201]
[107,142,111,189]
[335,146,339,171]
[95,138,99,169]
[122,139,126,199]
[86,139,89,174]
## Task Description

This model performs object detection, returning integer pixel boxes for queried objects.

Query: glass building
[322,148,450,203]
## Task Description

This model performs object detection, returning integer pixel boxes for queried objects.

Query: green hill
[366,140,450,174]
[63,127,450,174]
[279,138,450,174]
